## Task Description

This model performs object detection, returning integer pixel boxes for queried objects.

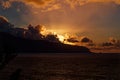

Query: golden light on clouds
[22,0,55,8]
[36,25,76,45]
[2,0,120,9]
[57,34,65,42]
[21,0,120,10]
[66,0,120,7]
[41,4,61,12]
[1,1,11,9]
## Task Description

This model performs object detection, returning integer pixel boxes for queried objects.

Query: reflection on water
[0,54,120,80]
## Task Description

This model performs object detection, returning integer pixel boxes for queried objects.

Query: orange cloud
[22,0,55,8]
[65,0,120,8]
[1,1,12,9]
[0,16,9,22]
[84,0,120,5]
[41,4,61,12]
[0,0,55,8]
[1,0,120,10]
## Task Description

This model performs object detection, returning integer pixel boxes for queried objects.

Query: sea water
[0,53,120,80]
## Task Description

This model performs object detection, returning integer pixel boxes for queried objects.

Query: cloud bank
[0,16,61,43]
[66,0,120,7]
[22,0,55,7]
[1,0,120,9]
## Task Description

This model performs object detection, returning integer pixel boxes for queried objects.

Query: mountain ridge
[0,32,91,53]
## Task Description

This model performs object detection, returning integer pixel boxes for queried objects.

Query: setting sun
[57,34,65,42]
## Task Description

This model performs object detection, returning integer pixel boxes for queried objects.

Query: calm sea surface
[0,53,120,80]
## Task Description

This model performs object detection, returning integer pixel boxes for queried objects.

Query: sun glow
[38,26,75,45]
[57,34,65,42]
[56,33,76,45]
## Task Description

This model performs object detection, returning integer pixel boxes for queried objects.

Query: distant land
[0,32,91,53]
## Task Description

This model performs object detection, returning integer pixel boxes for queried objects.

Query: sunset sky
[0,0,120,43]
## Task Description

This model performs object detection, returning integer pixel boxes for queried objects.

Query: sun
[38,25,76,45]
[57,34,65,42]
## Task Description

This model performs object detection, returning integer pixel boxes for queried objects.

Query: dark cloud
[0,16,41,39]
[0,1,31,27]
[0,16,14,32]
[80,36,95,47]
[44,34,60,43]
[102,37,120,47]
[0,16,9,23]
[102,42,114,47]
[0,16,61,43]
[67,38,79,43]
[80,37,92,43]
[0,16,27,38]
[25,24,43,40]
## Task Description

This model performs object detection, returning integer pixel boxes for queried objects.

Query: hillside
[0,32,91,53]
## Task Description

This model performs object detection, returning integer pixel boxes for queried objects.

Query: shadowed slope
[0,32,91,53]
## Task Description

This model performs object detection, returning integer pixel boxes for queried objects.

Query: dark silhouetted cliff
[0,32,91,53]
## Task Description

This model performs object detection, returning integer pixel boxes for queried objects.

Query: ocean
[0,53,120,80]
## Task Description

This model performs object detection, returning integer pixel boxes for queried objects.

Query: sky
[0,0,120,43]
